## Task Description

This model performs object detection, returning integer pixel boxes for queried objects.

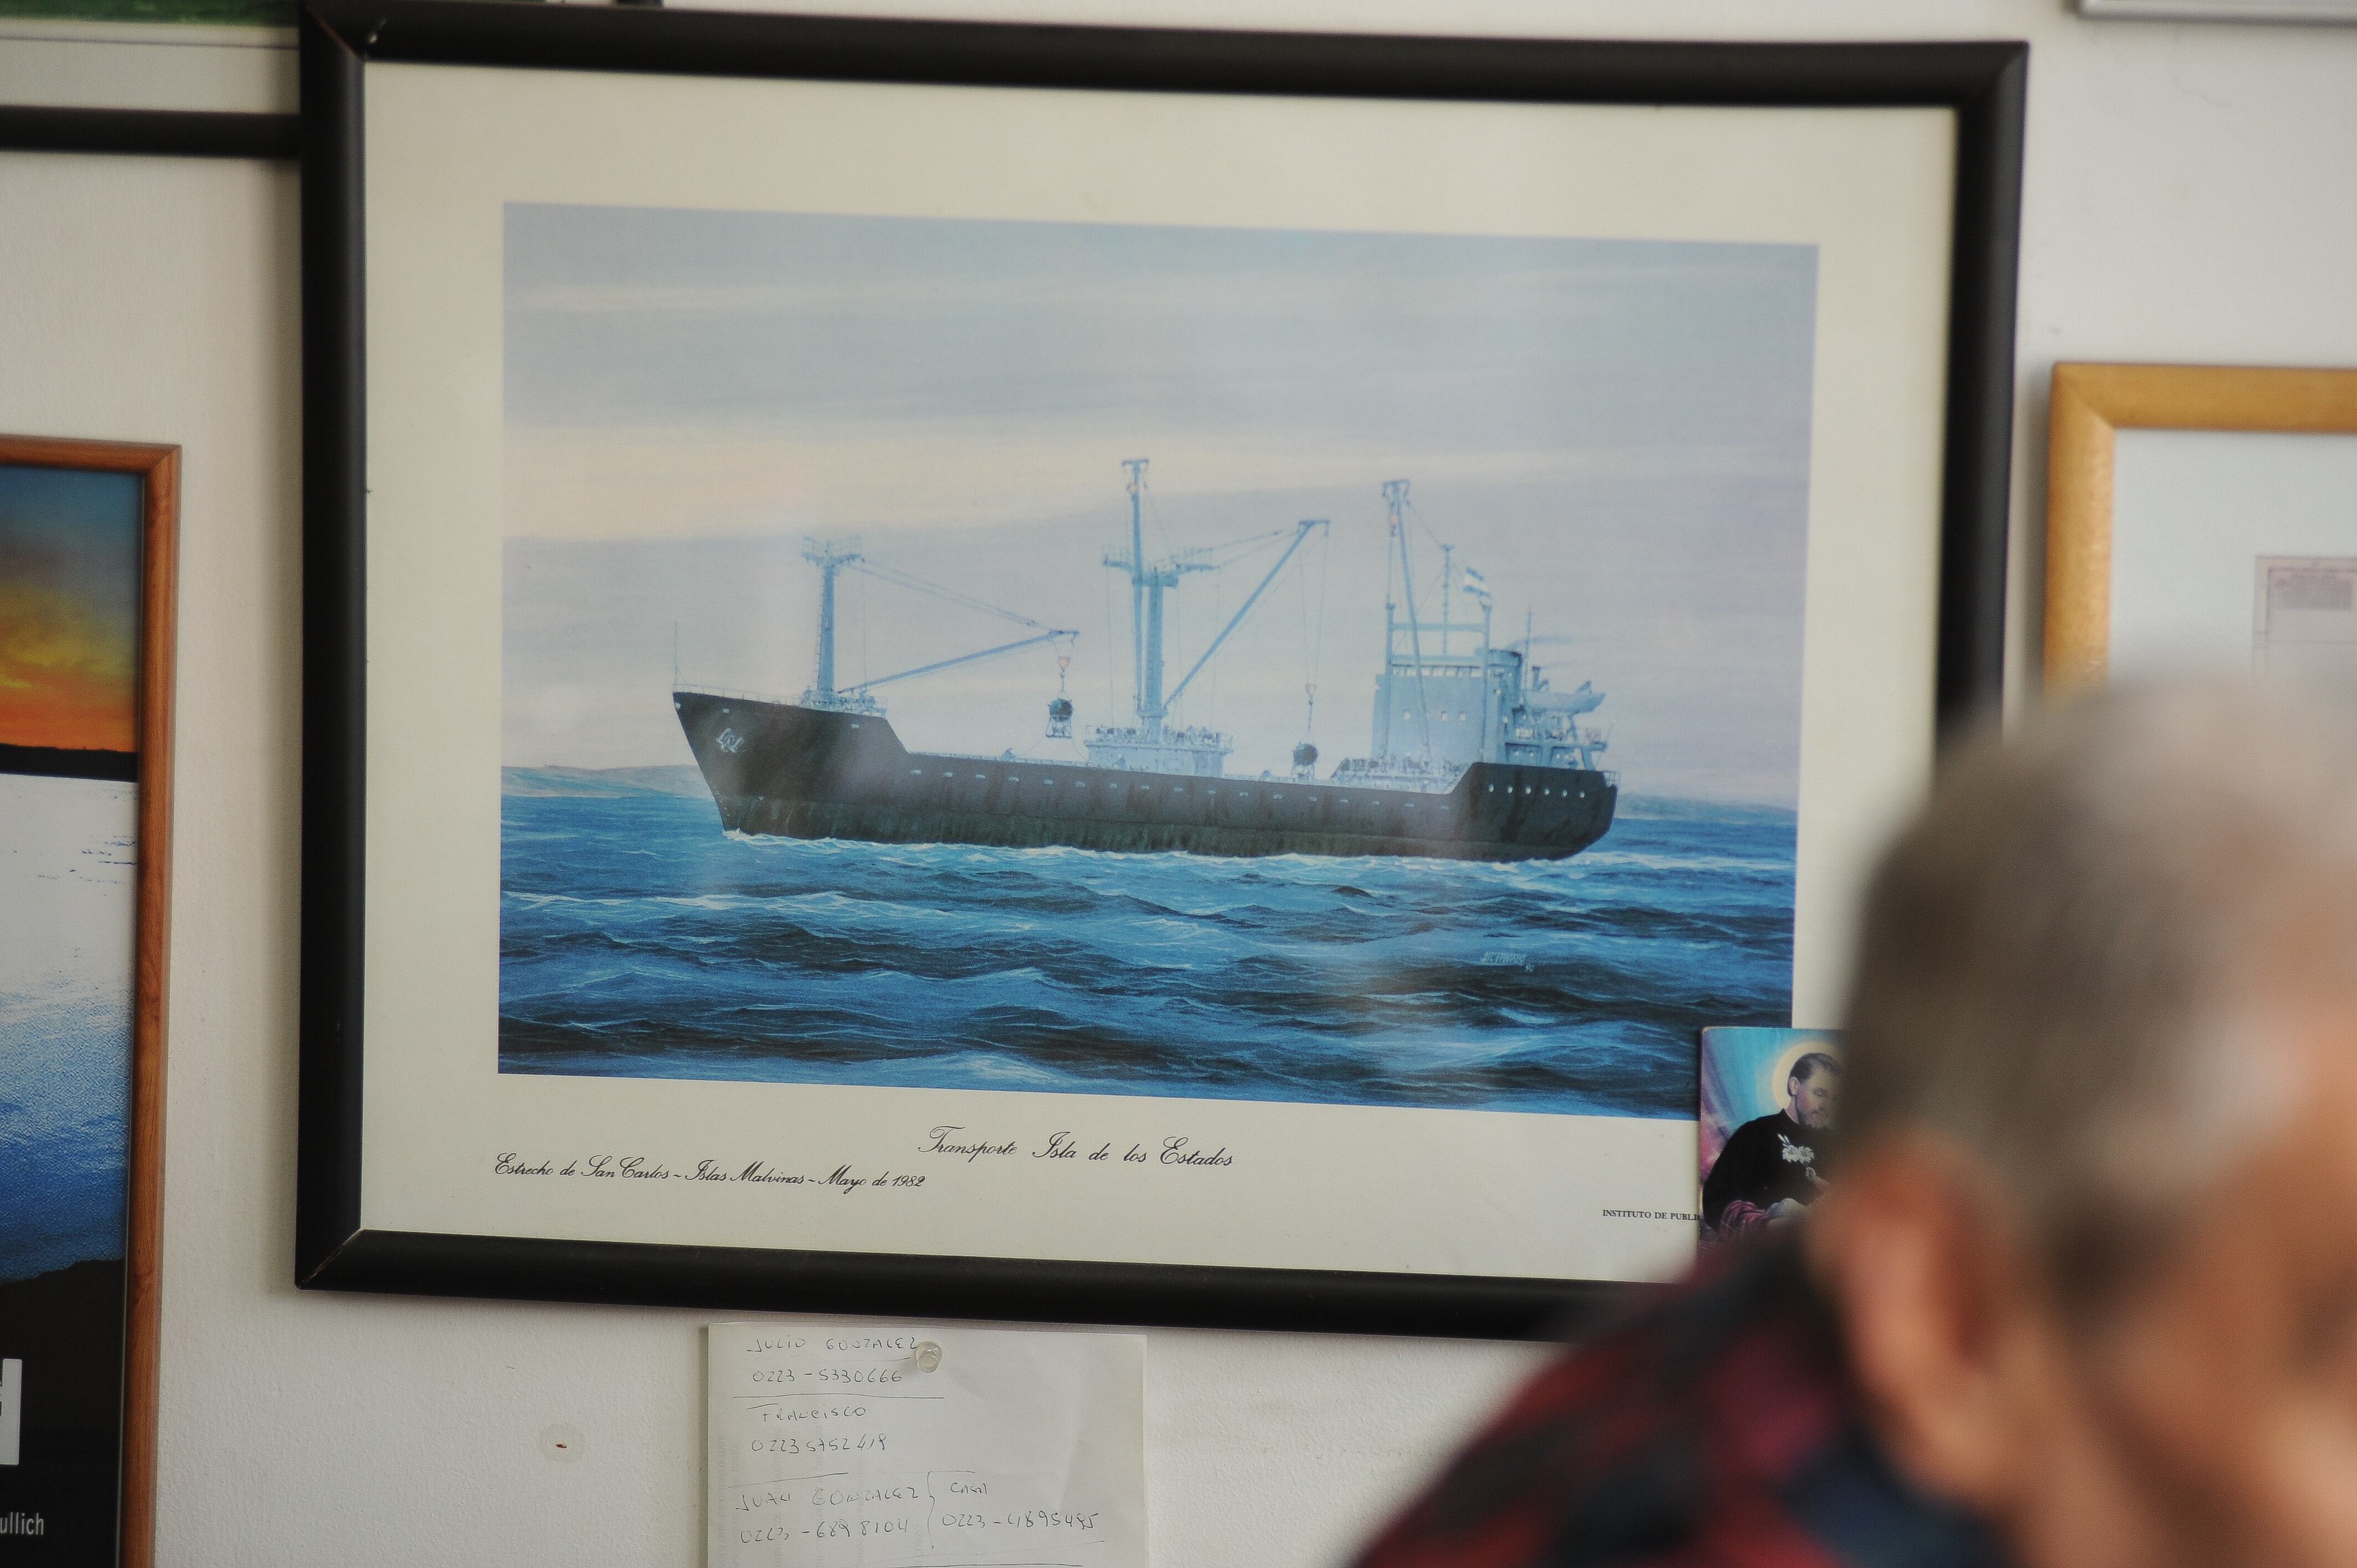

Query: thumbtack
[913,1341,943,1373]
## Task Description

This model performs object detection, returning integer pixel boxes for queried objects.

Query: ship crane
[1160,518,1327,713]
[801,537,1077,713]
[1103,458,1327,744]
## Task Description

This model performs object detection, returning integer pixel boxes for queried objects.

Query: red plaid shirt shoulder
[1352,1242,2010,1568]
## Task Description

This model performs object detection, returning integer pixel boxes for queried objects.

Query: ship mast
[1124,457,1147,723]
[801,538,864,703]
[1440,544,1452,658]
[1385,479,1433,763]
[1104,458,1205,741]
[1100,461,1329,755]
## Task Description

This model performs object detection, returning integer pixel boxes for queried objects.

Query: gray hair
[1841,676,2357,1314]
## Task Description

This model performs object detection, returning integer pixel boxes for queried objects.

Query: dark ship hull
[676,690,1615,863]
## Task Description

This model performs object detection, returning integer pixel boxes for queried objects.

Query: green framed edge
[0,0,295,24]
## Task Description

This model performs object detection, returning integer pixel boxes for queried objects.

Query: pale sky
[503,203,1817,803]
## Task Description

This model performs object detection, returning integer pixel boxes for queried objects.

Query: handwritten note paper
[708,1323,1146,1568]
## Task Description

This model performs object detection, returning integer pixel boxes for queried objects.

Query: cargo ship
[675,464,1617,862]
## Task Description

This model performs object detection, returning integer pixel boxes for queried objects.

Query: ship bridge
[1357,479,1610,786]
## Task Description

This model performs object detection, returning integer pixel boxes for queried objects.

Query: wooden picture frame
[2045,364,2357,689]
[296,0,2025,1337]
[0,434,177,1568]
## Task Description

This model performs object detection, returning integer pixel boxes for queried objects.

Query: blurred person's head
[1787,1051,1840,1129]
[1809,676,2357,1568]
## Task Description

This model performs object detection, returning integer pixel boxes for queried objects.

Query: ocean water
[499,777,1793,1118]
[0,774,134,1282]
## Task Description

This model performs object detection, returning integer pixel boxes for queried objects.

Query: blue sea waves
[0,984,128,1281]
[498,790,1794,1117]
[497,787,1782,1117]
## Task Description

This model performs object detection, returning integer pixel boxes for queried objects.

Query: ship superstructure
[675,464,1617,862]
[1341,478,1608,792]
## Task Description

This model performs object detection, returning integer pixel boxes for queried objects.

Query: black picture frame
[296,0,2025,1339]
[0,105,297,160]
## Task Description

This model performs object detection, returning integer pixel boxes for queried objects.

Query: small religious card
[1698,1027,1842,1244]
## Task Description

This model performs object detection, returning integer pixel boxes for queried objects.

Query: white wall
[4,3,2356,1562]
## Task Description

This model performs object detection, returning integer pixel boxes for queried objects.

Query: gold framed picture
[2045,363,2357,690]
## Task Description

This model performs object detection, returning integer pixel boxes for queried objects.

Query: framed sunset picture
[0,436,177,1568]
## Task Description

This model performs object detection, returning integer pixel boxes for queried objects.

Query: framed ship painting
[296,0,2023,1335]
[0,436,176,1566]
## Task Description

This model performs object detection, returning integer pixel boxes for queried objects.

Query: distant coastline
[0,743,135,782]
[502,764,707,800]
